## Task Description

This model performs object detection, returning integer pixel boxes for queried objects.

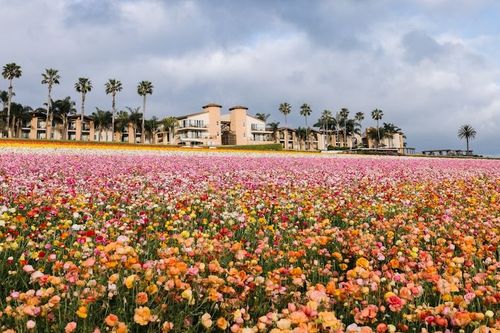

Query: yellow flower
[76,305,88,319]
[181,289,193,302]
[201,313,213,329]
[356,257,369,269]
[124,275,137,289]
[134,307,152,326]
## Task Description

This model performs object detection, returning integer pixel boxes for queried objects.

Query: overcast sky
[1,0,499,155]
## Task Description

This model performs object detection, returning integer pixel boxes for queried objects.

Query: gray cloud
[0,0,499,155]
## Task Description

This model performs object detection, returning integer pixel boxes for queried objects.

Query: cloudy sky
[1,0,499,155]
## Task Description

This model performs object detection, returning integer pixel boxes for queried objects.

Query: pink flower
[65,322,77,333]
[387,296,405,312]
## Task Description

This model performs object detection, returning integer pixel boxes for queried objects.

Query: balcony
[178,120,207,129]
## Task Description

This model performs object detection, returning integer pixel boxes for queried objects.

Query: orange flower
[216,317,229,330]
[105,314,119,327]
[136,292,149,305]
[452,312,472,327]
[116,322,128,333]
[134,307,152,326]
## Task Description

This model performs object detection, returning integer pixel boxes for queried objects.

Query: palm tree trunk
[62,118,67,140]
[466,138,469,155]
[46,87,52,139]
[111,93,116,142]
[80,93,85,123]
[6,80,13,138]
[376,119,380,148]
[305,116,308,150]
[141,95,146,144]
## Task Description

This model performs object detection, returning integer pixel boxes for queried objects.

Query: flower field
[0,148,498,332]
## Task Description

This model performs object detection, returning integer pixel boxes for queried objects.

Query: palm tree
[75,78,92,123]
[10,103,32,138]
[105,79,123,142]
[279,102,291,127]
[338,108,349,147]
[2,63,22,138]
[137,81,153,143]
[41,68,60,138]
[145,116,160,144]
[52,97,76,140]
[255,113,270,122]
[126,106,143,142]
[115,110,130,142]
[353,112,364,148]
[457,124,477,155]
[295,127,307,150]
[300,103,312,150]
[315,110,333,148]
[371,109,384,147]
[266,121,280,141]
[162,116,177,144]
[92,108,112,141]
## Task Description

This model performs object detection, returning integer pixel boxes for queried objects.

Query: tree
[338,108,350,147]
[137,81,153,144]
[371,109,384,147]
[92,108,112,141]
[145,116,160,144]
[10,103,32,138]
[353,112,365,147]
[162,116,177,144]
[255,113,270,122]
[300,103,312,150]
[2,63,22,138]
[126,106,143,142]
[52,97,76,140]
[295,127,307,150]
[75,78,92,123]
[105,79,123,142]
[315,110,333,148]
[457,124,477,155]
[279,103,291,127]
[41,68,60,137]
[266,121,280,141]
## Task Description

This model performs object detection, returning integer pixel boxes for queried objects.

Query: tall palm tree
[353,112,365,148]
[338,108,350,147]
[371,109,384,147]
[2,63,22,138]
[105,79,123,142]
[75,77,92,123]
[457,124,477,155]
[300,103,312,150]
[279,102,291,127]
[255,113,270,122]
[137,80,153,143]
[317,110,332,147]
[162,116,178,144]
[41,68,60,138]
[52,97,76,140]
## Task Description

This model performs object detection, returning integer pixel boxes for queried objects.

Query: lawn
[0,147,498,332]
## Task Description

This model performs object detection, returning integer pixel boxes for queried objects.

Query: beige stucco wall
[229,106,248,145]
[204,105,221,146]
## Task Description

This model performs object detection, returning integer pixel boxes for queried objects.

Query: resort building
[2,103,410,154]
[166,104,274,147]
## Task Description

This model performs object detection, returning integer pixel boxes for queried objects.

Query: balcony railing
[179,120,207,129]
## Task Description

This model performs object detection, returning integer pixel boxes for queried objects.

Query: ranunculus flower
[134,307,152,326]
